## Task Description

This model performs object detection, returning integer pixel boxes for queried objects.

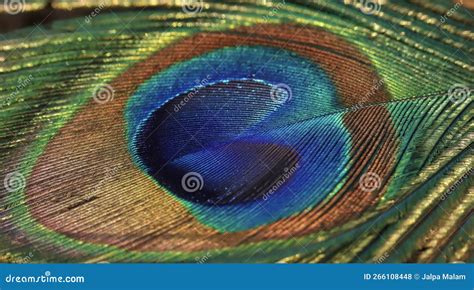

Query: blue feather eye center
[135,80,301,205]
[127,46,350,231]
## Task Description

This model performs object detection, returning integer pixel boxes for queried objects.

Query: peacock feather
[0,0,472,263]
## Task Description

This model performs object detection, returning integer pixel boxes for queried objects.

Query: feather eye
[0,1,472,263]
